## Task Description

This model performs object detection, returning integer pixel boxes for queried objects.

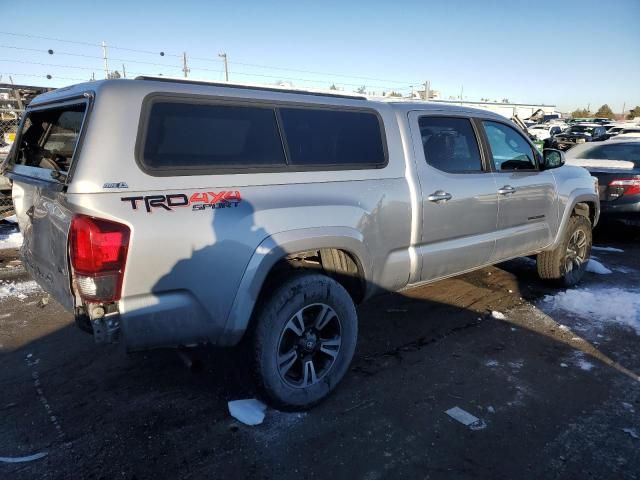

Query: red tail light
[70,215,130,302]
[608,178,640,199]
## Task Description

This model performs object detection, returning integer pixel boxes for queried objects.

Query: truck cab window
[482,121,537,171]
[419,116,483,173]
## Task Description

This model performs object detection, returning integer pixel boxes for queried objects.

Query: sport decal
[121,191,241,212]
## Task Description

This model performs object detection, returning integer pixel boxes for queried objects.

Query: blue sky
[0,0,638,112]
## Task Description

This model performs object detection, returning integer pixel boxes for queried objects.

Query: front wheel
[252,272,358,410]
[537,215,592,287]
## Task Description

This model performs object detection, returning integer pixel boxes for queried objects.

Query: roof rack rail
[134,76,367,101]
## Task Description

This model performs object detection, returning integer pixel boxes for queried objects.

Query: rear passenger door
[409,113,499,281]
[479,120,558,261]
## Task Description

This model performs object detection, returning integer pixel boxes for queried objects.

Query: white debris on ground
[445,406,487,430]
[3,215,17,223]
[586,259,612,275]
[485,359,499,367]
[543,287,640,335]
[622,428,639,440]
[228,398,267,426]
[491,311,506,320]
[0,231,23,250]
[0,280,41,301]
[592,246,624,253]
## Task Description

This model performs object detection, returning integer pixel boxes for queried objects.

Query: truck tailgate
[13,181,75,310]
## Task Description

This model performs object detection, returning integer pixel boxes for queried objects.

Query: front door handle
[498,185,516,195]
[427,191,453,203]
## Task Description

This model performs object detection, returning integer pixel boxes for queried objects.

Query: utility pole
[91,72,95,81]
[9,76,24,109]
[182,52,190,78]
[122,64,127,79]
[219,52,229,81]
[423,80,430,101]
[622,101,626,119]
[102,41,110,79]
[460,85,464,105]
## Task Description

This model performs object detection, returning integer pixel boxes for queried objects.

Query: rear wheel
[252,272,357,410]
[537,215,592,287]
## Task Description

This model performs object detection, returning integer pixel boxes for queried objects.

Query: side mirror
[541,148,565,170]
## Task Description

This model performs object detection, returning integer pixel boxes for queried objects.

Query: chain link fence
[0,108,22,217]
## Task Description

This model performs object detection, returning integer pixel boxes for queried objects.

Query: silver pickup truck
[2,78,599,409]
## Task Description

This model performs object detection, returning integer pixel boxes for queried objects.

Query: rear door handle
[498,185,516,195]
[427,191,453,203]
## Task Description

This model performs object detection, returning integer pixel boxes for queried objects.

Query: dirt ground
[1,221,639,480]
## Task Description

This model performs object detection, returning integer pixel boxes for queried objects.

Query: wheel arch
[219,227,372,346]
[548,191,599,250]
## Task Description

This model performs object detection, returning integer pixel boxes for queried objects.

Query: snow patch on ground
[586,259,612,275]
[542,287,640,335]
[592,246,624,253]
[577,358,595,371]
[0,231,23,250]
[0,280,41,301]
[572,352,595,371]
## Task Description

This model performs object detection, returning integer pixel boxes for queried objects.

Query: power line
[0,44,184,68]
[0,71,87,82]
[227,60,419,85]
[0,58,183,76]
[0,31,181,57]
[0,54,406,91]
[0,31,420,86]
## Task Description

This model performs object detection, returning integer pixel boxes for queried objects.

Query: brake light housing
[608,178,640,200]
[69,215,130,302]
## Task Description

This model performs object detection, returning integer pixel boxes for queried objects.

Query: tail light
[70,215,130,302]
[608,178,640,200]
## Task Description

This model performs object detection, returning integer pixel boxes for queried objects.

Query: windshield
[9,102,87,174]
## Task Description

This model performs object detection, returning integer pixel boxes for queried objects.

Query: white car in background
[528,124,566,141]
[610,127,640,140]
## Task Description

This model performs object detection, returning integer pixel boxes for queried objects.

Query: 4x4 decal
[121,191,242,212]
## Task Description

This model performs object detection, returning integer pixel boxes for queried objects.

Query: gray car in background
[3,78,599,408]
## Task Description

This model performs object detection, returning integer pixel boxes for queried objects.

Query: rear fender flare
[219,227,372,346]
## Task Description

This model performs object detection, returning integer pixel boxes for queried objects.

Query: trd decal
[122,191,241,213]
[103,182,129,189]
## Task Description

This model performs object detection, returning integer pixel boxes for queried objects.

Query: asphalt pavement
[1,220,639,480]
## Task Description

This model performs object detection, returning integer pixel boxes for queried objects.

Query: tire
[252,272,358,410]
[537,215,592,287]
